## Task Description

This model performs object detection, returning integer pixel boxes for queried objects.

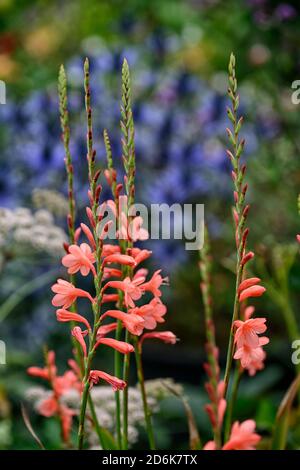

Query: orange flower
[94,337,134,354]
[142,270,169,297]
[101,310,145,336]
[239,285,266,302]
[103,277,145,308]
[62,243,96,276]
[130,298,167,330]
[56,308,91,331]
[233,318,267,349]
[89,370,127,391]
[51,279,94,308]
[222,420,261,450]
[140,331,178,345]
[71,326,87,357]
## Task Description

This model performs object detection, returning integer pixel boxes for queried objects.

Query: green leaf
[271,374,300,449]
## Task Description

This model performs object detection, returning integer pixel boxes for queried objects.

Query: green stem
[87,394,105,449]
[134,338,155,450]
[78,381,90,449]
[223,263,243,396]
[224,366,242,441]
[114,320,123,449]
[122,330,131,450]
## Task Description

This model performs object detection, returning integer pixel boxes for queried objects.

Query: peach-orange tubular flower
[244,305,255,320]
[130,248,152,265]
[60,406,75,443]
[80,223,96,250]
[233,318,267,349]
[62,243,96,276]
[27,366,50,380]
[131,298,167,330]
[101,244,120,258]
[203,441,217,450]
[222,420,261,450]
[89,370,126,391]
[56,308,91,331]
[51,279,94,308]
[94,337,134,354]
[140,331,178,346]
[128,216,149,241]
[297,234,300,243]
[101,310,145,336]
[241,251,254,266]
[103,277,144,308]
[37,395,58,417]
[71,326,87,357]
[96,322,119,339]
[142,270,169,297]
[234,337,269,371]
[101,293,119,304]
[239,285,266,302]
[238,277,261,294]
[103,267,122,280]
[103,253,136,267]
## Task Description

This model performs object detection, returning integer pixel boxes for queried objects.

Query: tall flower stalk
[52,57,175,451]
[223,53,252,394]
[199,229,224,448]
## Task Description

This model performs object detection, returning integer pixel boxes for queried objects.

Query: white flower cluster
[25,378,181,448]
[32,189,69,217]
[0,207,67,257]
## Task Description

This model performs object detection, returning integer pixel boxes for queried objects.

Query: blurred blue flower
[0,33,277,264]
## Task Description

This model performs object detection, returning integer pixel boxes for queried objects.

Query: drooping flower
[129,248,152,265]
[71,326,87,357]
[62,243,96,276]
[27,352,81,444]
[89,370,127,391]
[239,285,266,302]
[37,395,58,417]
[94,337,134,354]
[238,277,261,294]
[103,277,145,308]
[204,420,261,451]
[233,317,268,349]
[80,223,96,250]
[234,337,269,373]
[56,308,91,331]
[141,270,169,297]
[140,331,177,346]
[130,297,167,330]
[51,279,94,308]
[103,253,136,267]
[128,215,149,241]
[96,322,119,339]
[101,310,145,336]
[222,420,261,450]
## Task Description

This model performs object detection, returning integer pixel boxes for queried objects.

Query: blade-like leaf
[271,374,300,450]
[162,381,201,450]
[21,403,45,450]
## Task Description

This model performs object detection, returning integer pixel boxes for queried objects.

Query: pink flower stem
[119,59,136,449]
[199,229,221,447]
[103,132,126,448]
[77,59,105,449]
[58,65,83,371]
[223,54,249,397]
[59,65,106,449]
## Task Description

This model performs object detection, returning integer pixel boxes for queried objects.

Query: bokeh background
[1,0,300,449]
